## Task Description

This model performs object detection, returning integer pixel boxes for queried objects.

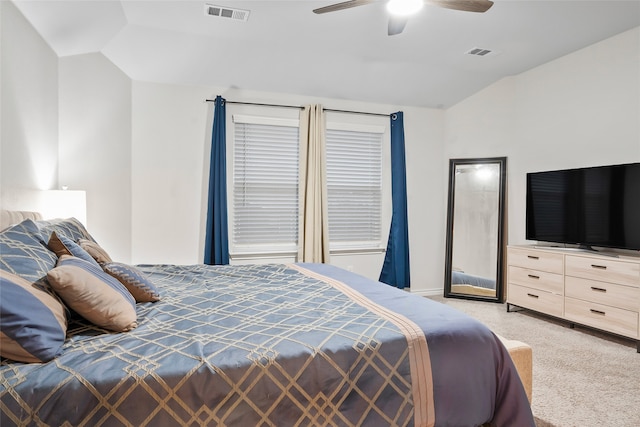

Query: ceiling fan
[313,0,494,36]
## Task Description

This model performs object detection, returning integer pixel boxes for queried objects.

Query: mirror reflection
[445,158,506,302]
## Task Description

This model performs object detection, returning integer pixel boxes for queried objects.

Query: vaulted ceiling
[12,0,640,108]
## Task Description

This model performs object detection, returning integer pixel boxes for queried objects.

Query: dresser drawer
[565,255,640,287]
[508,247,564,274]
[508,266,564,294]
[508,284,564,317]
[565,297,639,339]
[565,277,640,311]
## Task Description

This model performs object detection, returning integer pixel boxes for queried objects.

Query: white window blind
[232,117,299,253]
[325,126,384,249]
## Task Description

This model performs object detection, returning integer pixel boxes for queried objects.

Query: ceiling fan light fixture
[386,0,423,17]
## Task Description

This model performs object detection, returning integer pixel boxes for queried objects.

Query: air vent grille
[466,47,494,56]
[205,4,250,21]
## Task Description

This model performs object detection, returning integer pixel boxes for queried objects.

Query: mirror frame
[444,157,507,303]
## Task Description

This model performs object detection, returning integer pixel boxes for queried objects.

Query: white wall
[58,53,132,262]
[404,106,446,295]
[445,27,640,252]
[131,81,213,265]
[0,1,59,193]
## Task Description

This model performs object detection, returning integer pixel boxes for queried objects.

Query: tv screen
[526,163,640,251]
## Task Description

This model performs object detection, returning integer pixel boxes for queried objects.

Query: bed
[0,214,534,426]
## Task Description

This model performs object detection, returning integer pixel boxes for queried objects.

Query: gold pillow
[47,255,137,332]
[78,238,113,265]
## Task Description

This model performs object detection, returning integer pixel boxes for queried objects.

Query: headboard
[0,210,43,231]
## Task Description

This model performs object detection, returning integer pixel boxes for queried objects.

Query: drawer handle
[591,264,607,270]
[590,286,607,293]
[526,293,539,299]
[527,255,539,260]
[527,274,540,279]
[590,309,606,316]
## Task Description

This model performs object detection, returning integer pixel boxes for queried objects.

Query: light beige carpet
[429,296,640,427]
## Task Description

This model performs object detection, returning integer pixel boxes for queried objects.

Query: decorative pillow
[36,217,96,244]
[0,270,67,363]
[0,219,57,283]
[102,262,161,303]
[47,255,137,332]
[47,232,101,268]
[77,239,113,265]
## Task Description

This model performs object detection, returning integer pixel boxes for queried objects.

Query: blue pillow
[0,270,68,363]
[47,231,100,267]
[0,219,57,282]
[36,217,95,244]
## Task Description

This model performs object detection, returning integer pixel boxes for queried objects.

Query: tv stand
[576,244,625,258]
[507,245,640,352]
[533,245,620,258]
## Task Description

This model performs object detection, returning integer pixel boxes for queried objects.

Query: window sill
[230,247,385,261]
[230,251,297,261]
[330,247,386,255]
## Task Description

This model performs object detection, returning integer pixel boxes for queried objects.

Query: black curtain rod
[205,99,390,117]
[323,108,389,118]
[205,99,303,110]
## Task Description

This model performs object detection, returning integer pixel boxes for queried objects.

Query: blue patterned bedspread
[1,263,534,426]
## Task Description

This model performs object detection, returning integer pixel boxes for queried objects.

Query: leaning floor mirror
[444,157,507,302]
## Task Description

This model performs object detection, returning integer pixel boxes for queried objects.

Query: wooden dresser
[507,245,640,352]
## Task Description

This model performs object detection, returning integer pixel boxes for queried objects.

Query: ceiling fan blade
[426,0,494,13]
[388,16,409,36]
[313,0,377,14]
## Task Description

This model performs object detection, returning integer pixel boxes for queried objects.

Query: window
[231,115,299,255]
[325,124,384,250]
[230,113,387,257]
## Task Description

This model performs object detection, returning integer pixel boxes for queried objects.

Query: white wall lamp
[0,189,87,226]
[40,189,87,226]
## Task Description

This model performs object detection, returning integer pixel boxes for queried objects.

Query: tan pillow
[48,232,101,267]
[47,255,137,332]
[47,231,71,257]
[78,238,113,264]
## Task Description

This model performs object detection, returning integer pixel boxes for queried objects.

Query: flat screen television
[526,162,640,251]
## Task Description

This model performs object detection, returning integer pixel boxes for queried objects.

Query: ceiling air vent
[205,4,250,22]
[466,47,494,57]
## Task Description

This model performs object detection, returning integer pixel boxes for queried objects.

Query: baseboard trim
[409,288,443,297]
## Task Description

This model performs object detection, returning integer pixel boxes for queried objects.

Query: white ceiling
[12,0,640,108]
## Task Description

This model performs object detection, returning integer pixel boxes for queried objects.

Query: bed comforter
[1,262,534,427]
